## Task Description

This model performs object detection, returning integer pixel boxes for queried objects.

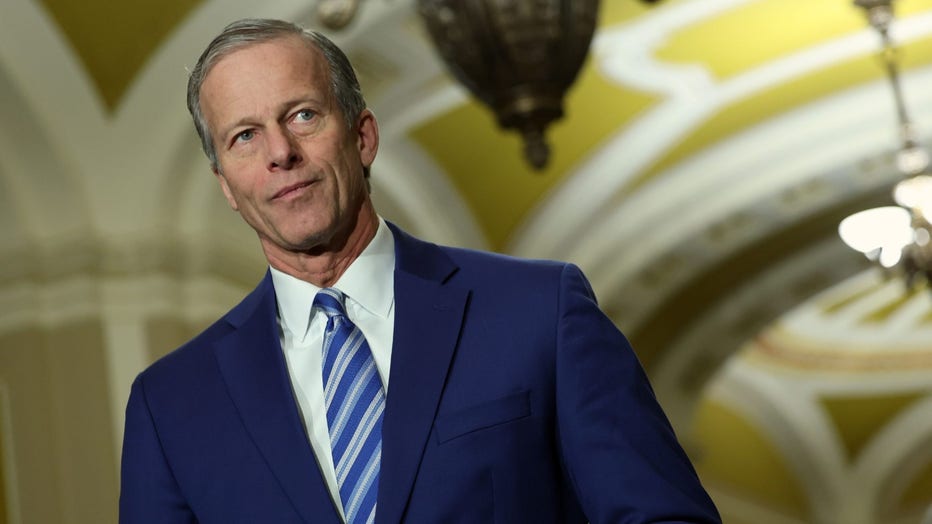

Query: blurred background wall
[2,0,932,522]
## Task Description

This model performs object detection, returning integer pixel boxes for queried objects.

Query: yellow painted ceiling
[633,33,932,196]
[0,401,6,524]
[410,2,667,251]
[414,1,932,250]
[820,278,932,324]
[410,69,656,250]
[409,1,672,251]
[861,286,923,323]
[692,398,810,517]
[37,0,204,111]
[657,0,866,80]
[820,392,924,462]
[899,458,932,512]
[600,0,682,26]
[38,0,932,251]
[820,277,885,313]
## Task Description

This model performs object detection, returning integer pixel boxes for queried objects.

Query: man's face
[200,36,378,257]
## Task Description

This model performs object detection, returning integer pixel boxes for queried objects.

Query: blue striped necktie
[315,288,384,524]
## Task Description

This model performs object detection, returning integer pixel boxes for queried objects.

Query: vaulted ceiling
[3,0,932,522]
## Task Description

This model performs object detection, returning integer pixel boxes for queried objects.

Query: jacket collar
[214,272,342,523]
[215,223,469,524]
[377,223,468,523]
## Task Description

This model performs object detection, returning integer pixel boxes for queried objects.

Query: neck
[263,201,379,288]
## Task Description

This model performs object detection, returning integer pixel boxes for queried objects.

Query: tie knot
[314,287,348,319]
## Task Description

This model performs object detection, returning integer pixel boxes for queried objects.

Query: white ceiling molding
[852,396,932,521]
[705,361,844,524]
[510,7,932,262]
[574,67,932,321]
[782,271,932,349]
[705,486,809,524]
[649,238,864,426]
[373,136,488,249]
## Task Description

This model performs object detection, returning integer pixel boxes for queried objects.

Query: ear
[212,167,239,211]
[356,109,379,169]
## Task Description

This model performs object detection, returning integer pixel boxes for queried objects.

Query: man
[119,18,720,524]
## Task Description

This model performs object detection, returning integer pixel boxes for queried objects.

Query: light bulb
[839,206,912,253]
[896,146,931,176]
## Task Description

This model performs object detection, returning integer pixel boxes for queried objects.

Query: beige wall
[0,270,252,524]
[0,321,117,524]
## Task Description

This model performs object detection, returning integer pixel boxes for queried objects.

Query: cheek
[222,177,265,213]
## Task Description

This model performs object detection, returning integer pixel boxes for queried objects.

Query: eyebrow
[217,96,327,141]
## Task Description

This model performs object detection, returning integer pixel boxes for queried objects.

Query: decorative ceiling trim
[646,233,868,424]
[701,362,837,522]
[771,284,932,363]
[855,395,932,519]
[0,65,92,250]
[374,137,488,249]
[35,0,203,112]
[561,68,932,328]
[693,400,811,517]
[509,6,932,260]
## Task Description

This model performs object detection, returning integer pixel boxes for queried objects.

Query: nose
[266,126,302,171]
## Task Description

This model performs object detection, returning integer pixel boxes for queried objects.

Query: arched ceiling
[3,0,932,522]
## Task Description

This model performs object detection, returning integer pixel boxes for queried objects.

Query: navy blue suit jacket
[120,224,720,523]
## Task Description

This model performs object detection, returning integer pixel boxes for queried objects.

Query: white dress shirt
[270,219,395,520]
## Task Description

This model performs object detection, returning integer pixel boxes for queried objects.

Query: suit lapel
[377,225,468,524]
[213,274,341,524]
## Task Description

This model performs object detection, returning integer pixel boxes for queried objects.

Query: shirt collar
[270,217,395,341]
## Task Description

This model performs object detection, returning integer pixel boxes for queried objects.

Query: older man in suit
[119,18,720,524]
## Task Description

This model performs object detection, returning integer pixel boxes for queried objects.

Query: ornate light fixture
[316,0,617,170]
[838,0,932,288]
[317,1,666,169]
[417,0,600,170]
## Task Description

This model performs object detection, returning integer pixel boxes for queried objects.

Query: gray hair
[186,18,367,171]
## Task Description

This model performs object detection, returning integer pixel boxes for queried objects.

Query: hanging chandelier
[838,0,932,289]
[416,0,600,170]
[316,0,663,170]
[316,0,600,169]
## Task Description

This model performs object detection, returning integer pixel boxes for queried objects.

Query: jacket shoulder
[139,273,272,385]
[441,244,573,285]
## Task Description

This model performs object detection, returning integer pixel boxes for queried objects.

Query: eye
[294,109,315,123]
[234,129,254,144]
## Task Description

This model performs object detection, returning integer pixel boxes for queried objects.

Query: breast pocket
[434,390,531,444]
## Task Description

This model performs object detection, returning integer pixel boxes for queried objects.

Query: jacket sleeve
[119,376,197,524]
[555,264,721,524]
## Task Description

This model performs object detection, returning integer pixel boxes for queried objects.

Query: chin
[291,228,338,251]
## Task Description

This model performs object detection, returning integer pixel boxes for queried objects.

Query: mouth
[272,180,315,200]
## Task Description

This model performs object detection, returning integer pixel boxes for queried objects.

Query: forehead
[200,36,333,125]
[211,35,327,82]
[202,36,331,99]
